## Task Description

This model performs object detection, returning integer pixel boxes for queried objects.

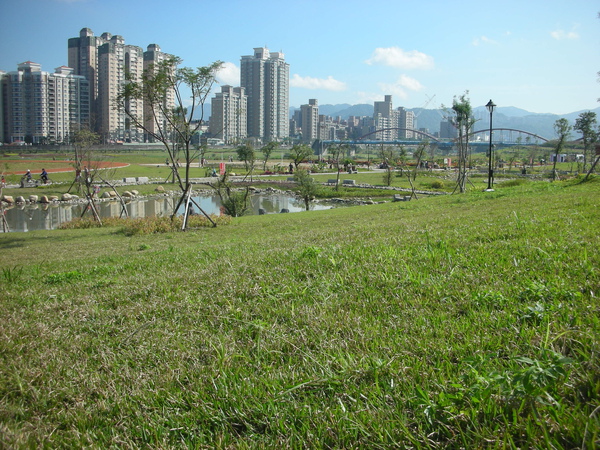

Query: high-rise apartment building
[240,47,289,142]
[300,99,318,143]
[373,95,397,140]
[68,28,173,142]
[397,107,415,139]
[0,62,89,144]
[142,44,175,142]
[210,85,247,144]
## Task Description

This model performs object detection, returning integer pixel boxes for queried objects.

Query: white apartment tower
[240,47,289,142]
[0,62,89,144]
[300,99,319,143]
[397,107,415,139]
[210,85,247,144]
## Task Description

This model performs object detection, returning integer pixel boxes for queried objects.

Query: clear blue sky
[1,0,598,115]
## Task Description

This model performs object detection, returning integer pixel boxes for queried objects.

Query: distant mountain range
[291,104,600,140]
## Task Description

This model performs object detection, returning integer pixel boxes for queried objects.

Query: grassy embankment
[0,175,599,447]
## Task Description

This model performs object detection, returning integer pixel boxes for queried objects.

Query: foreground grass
[0,180,598,448]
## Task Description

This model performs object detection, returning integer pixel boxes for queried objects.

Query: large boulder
[61,193,72,201]
[39,195,50,203]
[155,185,165,193]
[15,196,25,203]
[49,196,59,202]
[2,195,14,204]
[101,191,112,199]
[121,191,134,198]
[29,195,39,203]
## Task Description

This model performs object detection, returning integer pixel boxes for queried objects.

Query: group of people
[20,168,48,186]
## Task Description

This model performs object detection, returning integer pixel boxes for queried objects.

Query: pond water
[1,193,334,233]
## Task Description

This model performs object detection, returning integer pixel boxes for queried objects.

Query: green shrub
[430,180,444,189]
[499,178,528,188]
[59,214,231,235]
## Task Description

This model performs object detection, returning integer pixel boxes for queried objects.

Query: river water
[2,193,333,233]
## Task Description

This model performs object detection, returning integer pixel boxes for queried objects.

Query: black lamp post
[485,99,496,191]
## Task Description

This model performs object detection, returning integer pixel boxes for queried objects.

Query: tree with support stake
[447,92,476,194]
[117,56,221,230]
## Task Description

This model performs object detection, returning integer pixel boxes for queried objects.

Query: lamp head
[486,99,496,114]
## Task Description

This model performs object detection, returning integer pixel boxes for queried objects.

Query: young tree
[117,56,222,228]
[326,142,349,190]
[574,111,597,171]
[449,93,476,193]
[379,146,396,187]
[552,118,572,181]
[508,151,519,173]
[69,128,103,223]
[236,142,255,178]
[261,142,278,172]
[212,172,251,217]
[289,144,313,170]
[294,168,319,211]
[412,141,429,181]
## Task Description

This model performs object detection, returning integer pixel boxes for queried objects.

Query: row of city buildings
[0,27,456,146]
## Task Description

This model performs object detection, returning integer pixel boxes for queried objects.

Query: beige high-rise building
[300,99,319,143]
[397,107,415,139]
[373,95,397,141]
[240,47,289,142]
[210,85,247,144]
[142,44,175,142]
[68,28,173,142]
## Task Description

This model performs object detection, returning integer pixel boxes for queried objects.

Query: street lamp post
[485,99,496,191]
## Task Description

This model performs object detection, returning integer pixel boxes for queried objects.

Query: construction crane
[414,94,436,119]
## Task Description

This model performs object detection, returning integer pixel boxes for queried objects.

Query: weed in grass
[519,302,548,325]
[2,265,23,283]
[45,270,84,284]
[137,243,151,251]
[500,178,528,188]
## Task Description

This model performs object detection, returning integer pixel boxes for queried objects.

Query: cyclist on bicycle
[41,168,48,184]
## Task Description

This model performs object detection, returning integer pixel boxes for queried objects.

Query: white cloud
[355,91,385,104]
[472,35,498,46]
[290,74,347,91]
[378,75,424,100]
[215,62,240,86]
[365,47,434,70]
[551,29,579,40]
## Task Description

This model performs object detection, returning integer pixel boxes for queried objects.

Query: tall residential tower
[0,62,89,144]
[68,28,173,142]
[240,47,289,142]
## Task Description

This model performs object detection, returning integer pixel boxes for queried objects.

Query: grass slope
[0,180,599,448]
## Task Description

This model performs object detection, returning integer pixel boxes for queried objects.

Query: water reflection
[2,193,333,232]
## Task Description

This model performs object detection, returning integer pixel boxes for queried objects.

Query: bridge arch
[358,128,440,142]
[471,128,549,143]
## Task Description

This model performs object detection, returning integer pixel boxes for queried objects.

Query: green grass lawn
[0,172,598,447]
